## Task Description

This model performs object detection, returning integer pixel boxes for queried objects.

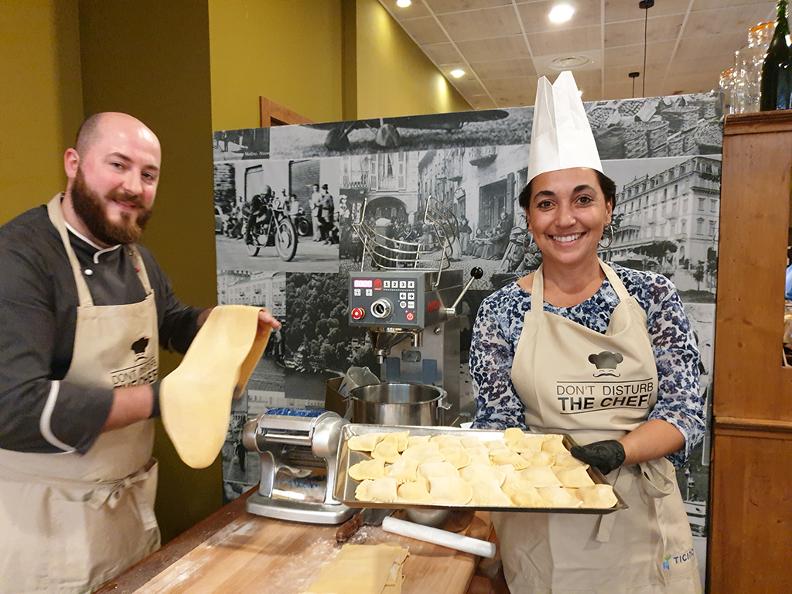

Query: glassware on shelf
[732,48,753,113]
[719,67,736,115]
[749,20,775,49]
[725,20,780,114]
[748,21,776,112]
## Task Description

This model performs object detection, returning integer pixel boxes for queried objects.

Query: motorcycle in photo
[292,206,313,238]
[244,195,298,262]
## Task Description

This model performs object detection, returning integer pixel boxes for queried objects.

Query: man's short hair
[321,184,329,190]
[75,113,107,155]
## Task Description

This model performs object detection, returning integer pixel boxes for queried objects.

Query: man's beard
[71,168,152,245]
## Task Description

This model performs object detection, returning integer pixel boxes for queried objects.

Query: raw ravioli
[470,480,512,506]
[577,484,618,508]
[397,479,432,503]
[555,466,595,488]
[429,476,472,505]
[349,433,383,452]
[349,458,386,481]
[459,463,507,486]
[355,478,398,503]
[538,486,582,508]
[372,439,401,464]
[386,456,419,483]
[516,466,562,487]
[418,461,459,479]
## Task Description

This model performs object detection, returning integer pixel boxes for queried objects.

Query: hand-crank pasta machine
[242,408,354,524]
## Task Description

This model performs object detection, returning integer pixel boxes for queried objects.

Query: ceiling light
[396,0,412,8]
[450,68,466,78]
[548,3,575,24]
[628,71,640,98]
[549,55,590,70]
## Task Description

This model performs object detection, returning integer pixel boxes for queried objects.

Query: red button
[373,278,382,289]
[406,312,414,321]
[351,307,365,320]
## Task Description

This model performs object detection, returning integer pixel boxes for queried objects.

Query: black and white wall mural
[213,92,721,585]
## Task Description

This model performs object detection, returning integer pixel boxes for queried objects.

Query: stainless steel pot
[347,383,449,426]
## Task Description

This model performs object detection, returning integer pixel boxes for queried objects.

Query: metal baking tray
[333,424,627,514]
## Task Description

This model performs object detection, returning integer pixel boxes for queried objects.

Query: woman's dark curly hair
[518,170,617,210]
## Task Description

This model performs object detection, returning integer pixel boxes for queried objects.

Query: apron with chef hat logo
[0,196,160,593]
[492,260,700,594]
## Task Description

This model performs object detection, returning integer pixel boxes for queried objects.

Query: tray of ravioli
[333,425,627,514]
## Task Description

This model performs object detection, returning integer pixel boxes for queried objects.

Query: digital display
[353,279,373,288]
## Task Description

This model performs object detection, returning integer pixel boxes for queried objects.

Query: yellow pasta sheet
[161,305,270,468]
[302,543,409,594]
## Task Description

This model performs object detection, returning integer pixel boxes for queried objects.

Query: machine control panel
[348,272,430,329]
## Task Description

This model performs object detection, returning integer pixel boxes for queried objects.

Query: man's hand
[198,307,281,333]
[103,385,157,431]
[258,309,281,332]
[570,440,625,475]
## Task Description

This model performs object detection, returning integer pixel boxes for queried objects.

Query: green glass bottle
[760,0,792,110]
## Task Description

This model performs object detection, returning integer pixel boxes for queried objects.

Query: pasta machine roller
[243,407,355,524]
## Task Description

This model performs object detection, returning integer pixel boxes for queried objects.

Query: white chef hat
[527,71,602,183]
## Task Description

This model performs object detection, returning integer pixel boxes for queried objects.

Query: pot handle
[437,390,451,425]
[342,398,353,421]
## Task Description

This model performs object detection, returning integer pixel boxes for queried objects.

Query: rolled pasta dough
[161,306,270,469]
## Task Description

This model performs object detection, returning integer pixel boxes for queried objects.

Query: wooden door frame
[259,96,313,127]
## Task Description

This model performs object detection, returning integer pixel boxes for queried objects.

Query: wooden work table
[96,490,500,594]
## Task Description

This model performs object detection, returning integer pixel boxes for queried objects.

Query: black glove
[148,382,161,419]
[570,440,625,475]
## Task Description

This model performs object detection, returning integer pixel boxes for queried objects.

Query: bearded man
[0,112,279,593]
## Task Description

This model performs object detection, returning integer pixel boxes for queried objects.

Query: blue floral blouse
[470,263,705,468]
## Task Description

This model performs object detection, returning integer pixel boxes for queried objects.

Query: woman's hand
[618,419,684,466]
[572,420,686,472]
[570,440,625,474]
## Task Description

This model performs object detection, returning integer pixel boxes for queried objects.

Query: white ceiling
[378,0,777,109]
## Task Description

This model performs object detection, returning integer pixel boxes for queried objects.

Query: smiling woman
[520,168,614,297]
[469,71,704,594]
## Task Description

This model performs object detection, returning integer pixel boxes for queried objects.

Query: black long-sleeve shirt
[0,205,202,454]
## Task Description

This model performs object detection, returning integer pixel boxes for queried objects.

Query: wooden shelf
[713,112,792,421]
[709,110,792,593]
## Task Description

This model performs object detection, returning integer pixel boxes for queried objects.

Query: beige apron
[0,196,160,593]
[493,260,701,594]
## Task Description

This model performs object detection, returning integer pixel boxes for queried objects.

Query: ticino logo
[663,548,694,570]
[588,350,623,377]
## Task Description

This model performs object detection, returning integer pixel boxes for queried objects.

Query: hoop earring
[598,225,614,249]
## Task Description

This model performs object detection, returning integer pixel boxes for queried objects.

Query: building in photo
[340,151,420,226]
[417,145,529,235]
[217,271,286,316]
[605,156,721,292]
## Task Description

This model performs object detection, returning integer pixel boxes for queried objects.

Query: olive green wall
[353,0,470,118]
[2,0,471,547]
[208,0,344,128]
[78,0,221,543]
[208,0,470,128]
[0,0,83,223]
